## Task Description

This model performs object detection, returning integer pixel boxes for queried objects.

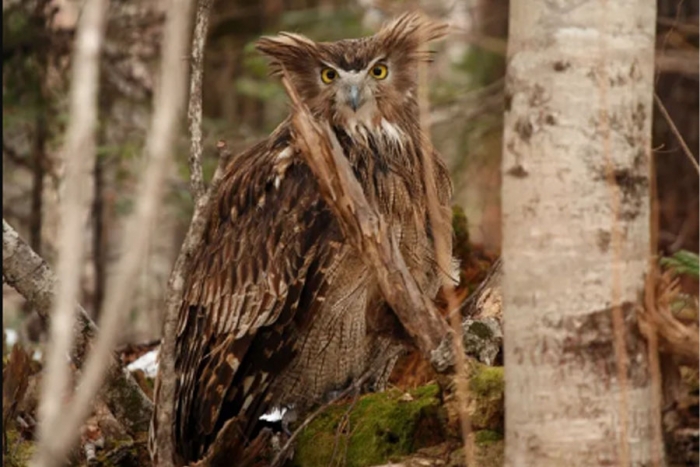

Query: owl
[159,11,453,465]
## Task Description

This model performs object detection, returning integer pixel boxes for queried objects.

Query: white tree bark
[501,0,660,466]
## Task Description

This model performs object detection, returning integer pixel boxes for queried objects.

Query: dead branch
[152,1,222,463]
[32,0,109,464]
[2,219,153,434]
[280,74,454,372]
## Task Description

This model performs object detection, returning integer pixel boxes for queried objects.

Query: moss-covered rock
[291,384,444,467]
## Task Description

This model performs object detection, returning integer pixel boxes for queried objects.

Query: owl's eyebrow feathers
[321,56,387,75]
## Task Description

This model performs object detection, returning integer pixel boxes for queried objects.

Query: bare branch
[151,0,219,463]
[653,92,699,173]
[2,219,153,436]
[32,0,108,464]
[187,0,215,200]
[280,74,454,370]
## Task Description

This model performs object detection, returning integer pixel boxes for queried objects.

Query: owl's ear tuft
[256,32,319,76]
[375,11,448,62]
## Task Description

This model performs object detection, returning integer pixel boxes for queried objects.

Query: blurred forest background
[4,0,696,347]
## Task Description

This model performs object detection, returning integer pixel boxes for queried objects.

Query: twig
[32,0,108,464]
[280,74,454,371]
[653,92,699,173]
[151,0,219,464]
[2,219,153,436]
[30,0,196,464]
[328,390,360,467]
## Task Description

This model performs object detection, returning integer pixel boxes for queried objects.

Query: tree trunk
[501,1,661,466]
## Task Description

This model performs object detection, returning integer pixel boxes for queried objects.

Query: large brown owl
[164,11,453,465]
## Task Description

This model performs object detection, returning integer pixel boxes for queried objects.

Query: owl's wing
[173,132,342,460]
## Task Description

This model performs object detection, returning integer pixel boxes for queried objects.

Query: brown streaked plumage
[156,12,454,465]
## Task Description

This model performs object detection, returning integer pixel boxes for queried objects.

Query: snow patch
[127,349,159,378]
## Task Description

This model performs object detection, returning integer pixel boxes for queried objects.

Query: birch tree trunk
[501,0,661,466]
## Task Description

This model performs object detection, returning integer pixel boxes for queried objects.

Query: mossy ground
[291,384,444,467]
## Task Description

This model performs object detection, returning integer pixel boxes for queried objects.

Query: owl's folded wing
[172,137,342,460]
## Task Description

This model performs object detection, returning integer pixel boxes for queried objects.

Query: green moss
[469,364,504,430]
[475,429,503,445]
[292,384,443,467]
[470,364,503,398]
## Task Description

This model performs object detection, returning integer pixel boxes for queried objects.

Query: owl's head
[256,12,447,129]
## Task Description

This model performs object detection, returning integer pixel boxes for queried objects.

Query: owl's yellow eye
[370,64,388,80]
[321,68,337,84]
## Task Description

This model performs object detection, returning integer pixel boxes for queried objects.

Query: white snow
[126,349,159,378]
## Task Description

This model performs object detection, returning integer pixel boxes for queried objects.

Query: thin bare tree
[28,0,195,464]
[32,0,109,463]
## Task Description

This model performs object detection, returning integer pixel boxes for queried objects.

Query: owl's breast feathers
[171,118,451,463]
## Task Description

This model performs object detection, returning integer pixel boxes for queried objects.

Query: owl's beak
[348,85,361,112]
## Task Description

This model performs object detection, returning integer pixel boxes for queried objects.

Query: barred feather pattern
[152,11,455,465]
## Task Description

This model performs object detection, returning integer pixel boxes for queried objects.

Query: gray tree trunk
[501,0,661,465]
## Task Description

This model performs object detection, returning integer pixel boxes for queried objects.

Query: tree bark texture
[501,0,660,465]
